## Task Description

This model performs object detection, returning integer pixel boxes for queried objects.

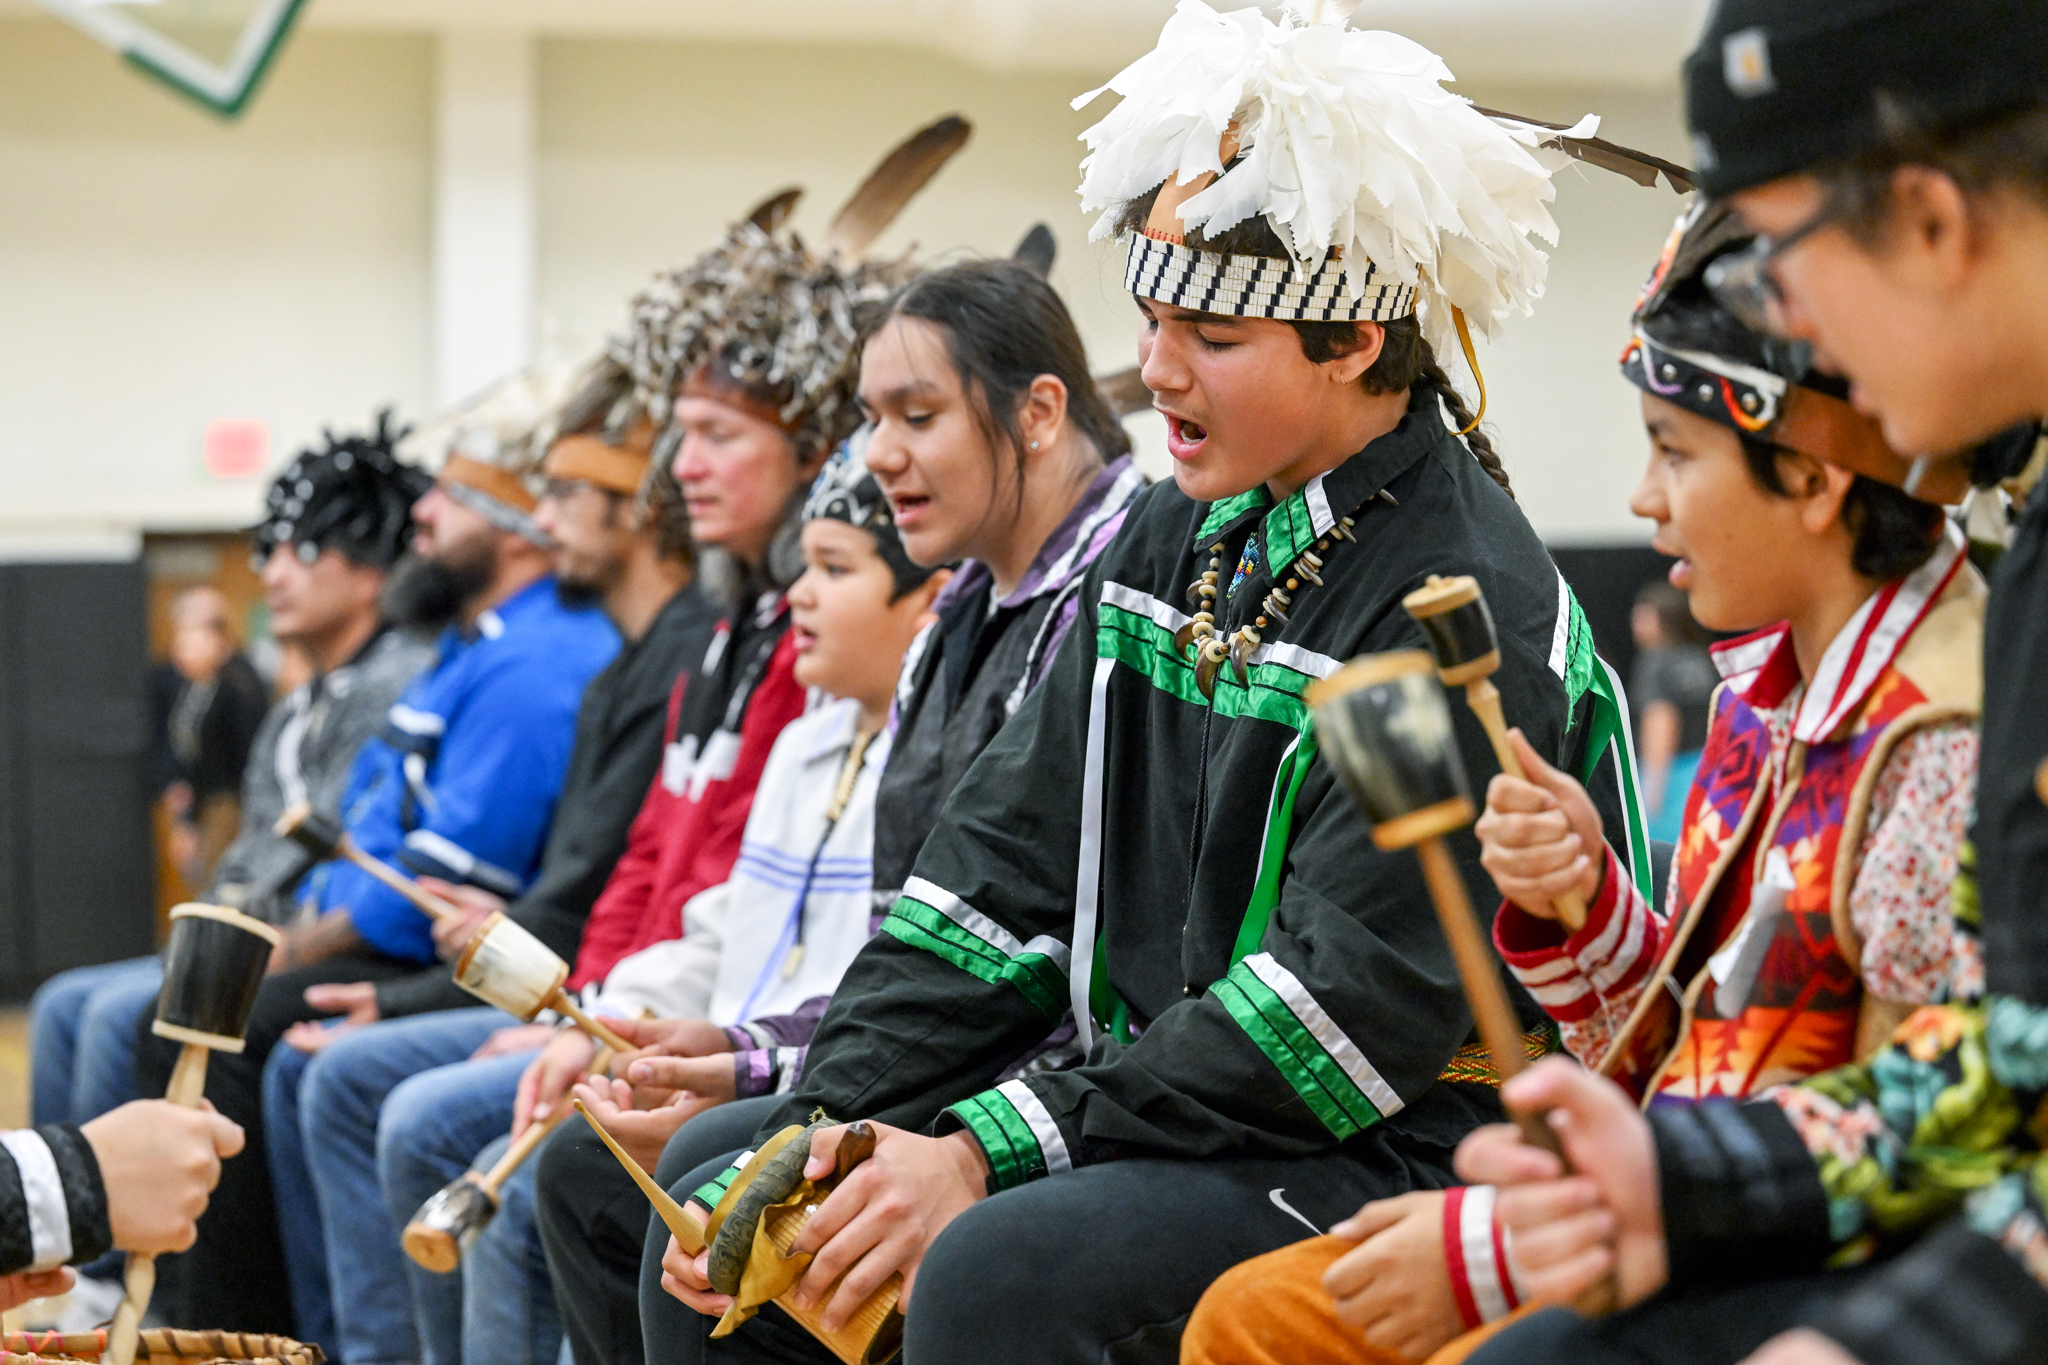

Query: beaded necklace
[1176,512,1358,700]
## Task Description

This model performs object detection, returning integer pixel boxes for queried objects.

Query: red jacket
[569,621,807,989]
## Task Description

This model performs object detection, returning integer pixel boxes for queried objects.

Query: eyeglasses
[1704,196,1843,338]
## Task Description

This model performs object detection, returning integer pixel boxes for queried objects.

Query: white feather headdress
[1074,0,1600,351]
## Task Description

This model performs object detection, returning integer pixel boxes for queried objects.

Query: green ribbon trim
[946,1090,1045,1191]
[1581,658,1654,904]
[1229,729,1319,967]
[690,1162,744,1212]
[1563,587,1597,730]
[1089,937,1135,1045]
[880,899,1068,1019]
[1195,489,1269,543]
[1190,483,1329,573]
[1260,484,1323,576]
[1211,959,1385,1140]
[1096,603,1324,732]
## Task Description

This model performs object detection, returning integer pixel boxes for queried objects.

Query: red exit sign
[203,419,269,478]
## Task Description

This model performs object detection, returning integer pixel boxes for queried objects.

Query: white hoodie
[592,696,887,1025]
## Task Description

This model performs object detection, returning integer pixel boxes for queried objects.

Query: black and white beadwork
[1123,232,1417,323]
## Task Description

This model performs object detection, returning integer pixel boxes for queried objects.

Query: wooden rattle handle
[109,1044,214,1365]
[477,1047,615,1197]
[1462,681,1588,933]
[1414,838,1565,1161]
[549,992,633,1054]
[345,845,464,923]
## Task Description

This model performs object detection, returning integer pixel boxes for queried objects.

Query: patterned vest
[1603,540,1982,1102]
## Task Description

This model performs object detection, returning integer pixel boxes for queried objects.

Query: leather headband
[1775,388,1969,506]
[440,454,538,514]
[544,430,653,497]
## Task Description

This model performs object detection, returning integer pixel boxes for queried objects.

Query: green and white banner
[31,0,309,117]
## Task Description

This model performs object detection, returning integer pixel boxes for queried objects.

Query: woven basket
[0,1330,322,1365]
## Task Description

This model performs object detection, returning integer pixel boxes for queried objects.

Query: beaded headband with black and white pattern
[1123,232,1417,323]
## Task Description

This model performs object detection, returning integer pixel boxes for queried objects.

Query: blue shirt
[314,577,620,961]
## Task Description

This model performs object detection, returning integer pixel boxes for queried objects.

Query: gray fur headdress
[611,116,971,465]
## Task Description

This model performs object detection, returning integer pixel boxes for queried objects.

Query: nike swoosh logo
[1268,1188,1321,1235]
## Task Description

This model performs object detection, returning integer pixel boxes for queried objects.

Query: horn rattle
[575,1103,905,1365]
[1402,575,1587,931]
[401,1046,614,1272]
[276,803,630,1053]
[107,905,283,1365]
[1307,652,1562,1157]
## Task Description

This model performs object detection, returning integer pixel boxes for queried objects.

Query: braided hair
[1113,189,1513,500]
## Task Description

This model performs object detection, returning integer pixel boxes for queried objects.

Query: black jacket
[768,393,1633,1185]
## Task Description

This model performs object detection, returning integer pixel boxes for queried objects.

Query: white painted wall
[0,14,1689,557]
[0,20,433,549]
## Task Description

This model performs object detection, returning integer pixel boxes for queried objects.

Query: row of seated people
[8,2,2048,1363]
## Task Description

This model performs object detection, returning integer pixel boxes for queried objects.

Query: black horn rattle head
[1401,575,1501,688]
[1307,651,1475,852]
[275,802,345,861]
[153,904,284,1053]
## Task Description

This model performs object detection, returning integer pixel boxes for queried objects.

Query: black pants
[536,1098,780,1365]
[1465,1271,1877,1365]
[634,1102,1461,1365]
[132,949,420,1335]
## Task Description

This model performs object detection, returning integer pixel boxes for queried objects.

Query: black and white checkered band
[1123,233,1417,322]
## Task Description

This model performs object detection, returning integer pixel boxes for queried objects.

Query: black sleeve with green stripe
[936,760,1512,1182]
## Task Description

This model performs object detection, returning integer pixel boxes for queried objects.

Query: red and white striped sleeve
[1493,844,1670,1068]
[1441,1185,1528,1329]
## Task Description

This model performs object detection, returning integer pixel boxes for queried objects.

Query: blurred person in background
[257,360,716,1365]
[1630,579,1718,844]
[151,585,270,889]
[29,415,435,1328]
[133,376,620,1337]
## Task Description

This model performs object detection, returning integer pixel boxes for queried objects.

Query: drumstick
[275,803,465,923]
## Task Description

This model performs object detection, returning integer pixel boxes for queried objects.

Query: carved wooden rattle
[1308,652,1562,1157]
[108,905,282,1365]
[1402,575,1588,931]
[575,1103,904,1365]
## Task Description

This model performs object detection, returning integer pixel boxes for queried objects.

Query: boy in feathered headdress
[646,5,1656,1362]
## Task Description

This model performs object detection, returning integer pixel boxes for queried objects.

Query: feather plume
[824,114,973,263]
[398,364,579,477]
[1075,1,1618,350]
[1473,107,1695,194]
[608,120,973,462]
[744,187,804,234]
[1012,223,1058,278]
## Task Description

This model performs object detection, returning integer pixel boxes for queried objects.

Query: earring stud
[1030,440,1041,450]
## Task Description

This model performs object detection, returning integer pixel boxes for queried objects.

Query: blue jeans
[460,1135,560,1365]
[267,1036,336,1361]
[378,1041,543,1365]
[29,956,163,1127]
[287,1008,509,1365]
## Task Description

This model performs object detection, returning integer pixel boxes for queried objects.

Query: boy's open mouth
[1165,414,1209,462]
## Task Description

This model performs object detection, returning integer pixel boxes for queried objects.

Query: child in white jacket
[529,432,950,1162]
